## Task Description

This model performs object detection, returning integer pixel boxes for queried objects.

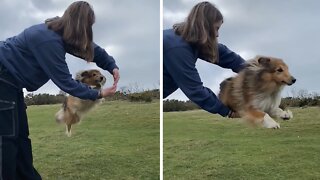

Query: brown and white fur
[219,56,296,129]
[55,69,106,136]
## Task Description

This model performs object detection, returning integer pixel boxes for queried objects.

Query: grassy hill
[164,107,320,179]
[28,100,159,179]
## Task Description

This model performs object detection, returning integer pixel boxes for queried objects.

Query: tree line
[25,89,160,106]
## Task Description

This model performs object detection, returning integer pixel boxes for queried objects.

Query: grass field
[28,100,159,179]
[164,107,320,180]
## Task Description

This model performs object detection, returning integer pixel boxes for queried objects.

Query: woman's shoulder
[24,23,63,46]
[163,29,193,52]
[163,29,181,45]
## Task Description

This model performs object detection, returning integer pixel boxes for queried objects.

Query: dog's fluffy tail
[55,109,65,123]
[55,97,68,123]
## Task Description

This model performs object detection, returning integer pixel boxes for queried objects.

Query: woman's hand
[228,110,240,118]
[112,68,120,85]
[100,84,117,97]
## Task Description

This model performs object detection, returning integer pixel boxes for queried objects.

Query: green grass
[164,107,320,180]
[28,100,159,180]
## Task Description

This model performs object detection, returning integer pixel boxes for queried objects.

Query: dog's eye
[93,73,96,76]
[277,68,283,72]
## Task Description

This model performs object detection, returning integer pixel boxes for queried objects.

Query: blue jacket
[163,29,245,116]
[0,23,118,100]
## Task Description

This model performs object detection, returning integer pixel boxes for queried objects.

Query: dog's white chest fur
[252,92,281,113]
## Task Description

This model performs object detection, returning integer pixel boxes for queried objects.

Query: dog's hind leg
[243,108,280,129]
[270,108,293,120]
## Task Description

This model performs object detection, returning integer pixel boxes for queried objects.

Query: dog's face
[75,69,106,88]
[258,57,296,86]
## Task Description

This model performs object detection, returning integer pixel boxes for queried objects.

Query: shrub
[163,99,200,112]
[128,91,153,103]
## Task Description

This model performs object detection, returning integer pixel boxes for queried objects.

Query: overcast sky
[0,0,159,95]
[164,0,320,100]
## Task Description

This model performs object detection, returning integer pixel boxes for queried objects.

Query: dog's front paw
[263,114,280,129]
[280,110,293,120]
[66,131,72,137]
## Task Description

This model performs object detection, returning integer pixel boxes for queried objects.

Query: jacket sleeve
[216,43,246,73]
[31,41,99,100]
[92,43,119,74]
[164,47,230,116]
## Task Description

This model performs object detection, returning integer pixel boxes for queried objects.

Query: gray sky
[164,0,320,100]
[0,0,159,95]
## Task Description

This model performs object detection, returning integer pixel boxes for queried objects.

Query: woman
[163,1,245,117]
[0,1,119,179]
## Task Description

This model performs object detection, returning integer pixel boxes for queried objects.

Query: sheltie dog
[219,56,296,129]
[55,69,106,136]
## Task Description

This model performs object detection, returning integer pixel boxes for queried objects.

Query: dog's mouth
[282,81,289,85]
[91,81,103,89]
[95,77,106,87]
[281,76,296,86]
[282,80,296,86]
[92,83,104,89]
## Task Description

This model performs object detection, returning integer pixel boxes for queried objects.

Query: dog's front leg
[262,113,281,128]
[66,124,72,137]
[243,108,280,129]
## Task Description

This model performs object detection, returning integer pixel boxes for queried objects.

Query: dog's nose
[291,77,296,84]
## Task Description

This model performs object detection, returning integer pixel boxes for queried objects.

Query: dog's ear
[75,70,89,81]
[258,57,271,66]
[81,71,90,77]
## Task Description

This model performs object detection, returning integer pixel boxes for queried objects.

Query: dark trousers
[0,64,41,180]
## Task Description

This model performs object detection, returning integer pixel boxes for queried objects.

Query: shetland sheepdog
[219,56,296,129]
[55,69,106,136]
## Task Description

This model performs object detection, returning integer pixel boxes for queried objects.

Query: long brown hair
[173,1,223,63]
[46,1,95,62]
